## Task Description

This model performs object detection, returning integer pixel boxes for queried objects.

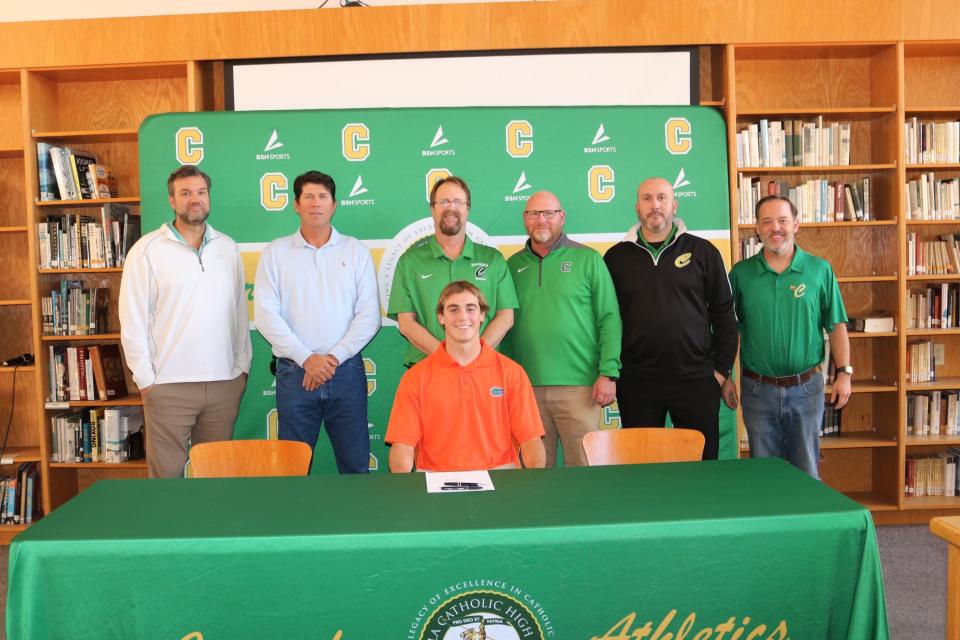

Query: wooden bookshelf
[0,0,957,531]
[11,61,205,523]
[728,42,904,514]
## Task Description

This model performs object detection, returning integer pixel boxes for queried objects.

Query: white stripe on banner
[238,229,731,254]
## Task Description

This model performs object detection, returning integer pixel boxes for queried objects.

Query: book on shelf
[904,117,960,165]
[88,164,116,199]
[736,174,871,224]
[906,339,940,384]
[905,172,960,220]
[37,205,140,270]
[820,402,842,437]
[41,281,109,336]
[906,233,960,276]
[908,390,960,436]
[36,142,60,201]
[0,463,41,525]
[846,314,895,333]
[736,117,852,169]
[44,145,110,201]
[88,344,128,400]
[905,451,959,498]
[908,283,959,329]
[50,408,144,464]
[48,343,128,403]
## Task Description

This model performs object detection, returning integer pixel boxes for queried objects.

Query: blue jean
[741,372,824,479]
[275,354,370,474]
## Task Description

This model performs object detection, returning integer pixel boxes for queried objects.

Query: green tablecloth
[7,458,889,639]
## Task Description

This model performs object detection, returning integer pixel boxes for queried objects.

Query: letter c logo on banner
[425,168,451,202]
[588,165,615,203]
[342,123,370,161]
[260,173,288,211]
[506,120,533,158]
[665,117,692,155]
[175,127,204,165]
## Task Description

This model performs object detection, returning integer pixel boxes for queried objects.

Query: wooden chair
[188,439,313,478]
[582,428,705,466]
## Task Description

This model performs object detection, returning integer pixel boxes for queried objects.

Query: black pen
[443,482,481,488]
[440,485,483,491]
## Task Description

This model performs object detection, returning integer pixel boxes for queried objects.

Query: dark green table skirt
[7,458,889,639]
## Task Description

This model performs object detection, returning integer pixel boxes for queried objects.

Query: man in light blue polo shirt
[729,194,851,479]
[254,170,381,473]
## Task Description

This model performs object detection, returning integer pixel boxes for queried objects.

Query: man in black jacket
[603,177,738,459]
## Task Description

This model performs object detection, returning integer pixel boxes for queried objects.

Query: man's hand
[831,373,852,409]
[592,375,617,407]
[721,377,739,410]
[302,354,339,391]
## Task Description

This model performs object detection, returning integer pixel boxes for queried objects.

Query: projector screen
[226,48,698,110]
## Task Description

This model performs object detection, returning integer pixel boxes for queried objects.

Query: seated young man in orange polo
[386,280,546,472]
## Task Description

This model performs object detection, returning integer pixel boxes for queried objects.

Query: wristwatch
[836,365,854,376]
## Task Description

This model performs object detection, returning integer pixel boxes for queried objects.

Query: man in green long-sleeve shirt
[506,191,622,466]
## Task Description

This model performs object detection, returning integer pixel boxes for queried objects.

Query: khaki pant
[142,375,247,478]
[533,386,600,467]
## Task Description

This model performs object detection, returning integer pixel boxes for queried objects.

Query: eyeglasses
[523,209,563,219]
[431,199,469,209]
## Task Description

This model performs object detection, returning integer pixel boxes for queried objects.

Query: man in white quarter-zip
[603,177,738,460]
[120,165,252,478]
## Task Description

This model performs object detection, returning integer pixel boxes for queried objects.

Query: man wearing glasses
[604,177,738,460]
[388,175,518,367]
[505,191,622,466]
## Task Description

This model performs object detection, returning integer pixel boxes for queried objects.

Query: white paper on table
[424,470,495,494]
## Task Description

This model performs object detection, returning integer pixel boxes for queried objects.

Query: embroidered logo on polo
[791,283,807,298]
[490,387,505,397]
[561,261,573,272]
[409,582,552,639]
[675,252,692,269]
[517,265,529,273]
[473,263,488,280]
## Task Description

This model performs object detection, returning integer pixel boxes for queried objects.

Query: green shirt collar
[428,234,475,260]
[636,223,678,258]
[757,245,808,275]
[166,220,212,252]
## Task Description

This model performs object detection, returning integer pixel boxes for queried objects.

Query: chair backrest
[582,428,705,466]
[188,439,313,478]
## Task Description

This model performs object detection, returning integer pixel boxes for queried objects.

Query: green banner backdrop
[138,106,734,471]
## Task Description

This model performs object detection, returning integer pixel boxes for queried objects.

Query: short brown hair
[436,280,489,316]
[755,194,797,221]
[167,165,211,196]
[429,175,471,207]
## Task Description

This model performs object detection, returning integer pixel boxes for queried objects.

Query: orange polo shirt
[386,340,545,472]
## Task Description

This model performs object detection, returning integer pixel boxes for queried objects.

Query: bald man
[505,191,621,467]
[603,178,738,460]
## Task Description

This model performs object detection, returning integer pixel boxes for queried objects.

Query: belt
[741,366,819,388]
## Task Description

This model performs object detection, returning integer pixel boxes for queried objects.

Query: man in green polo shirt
[729,194,852,479]
[387,175,518,367]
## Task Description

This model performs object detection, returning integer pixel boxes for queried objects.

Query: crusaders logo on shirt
[791,283,807,298]
[473,263,489,280]
[674,252,692,268]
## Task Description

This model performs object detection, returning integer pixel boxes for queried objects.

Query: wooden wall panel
[0,0,955,72]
